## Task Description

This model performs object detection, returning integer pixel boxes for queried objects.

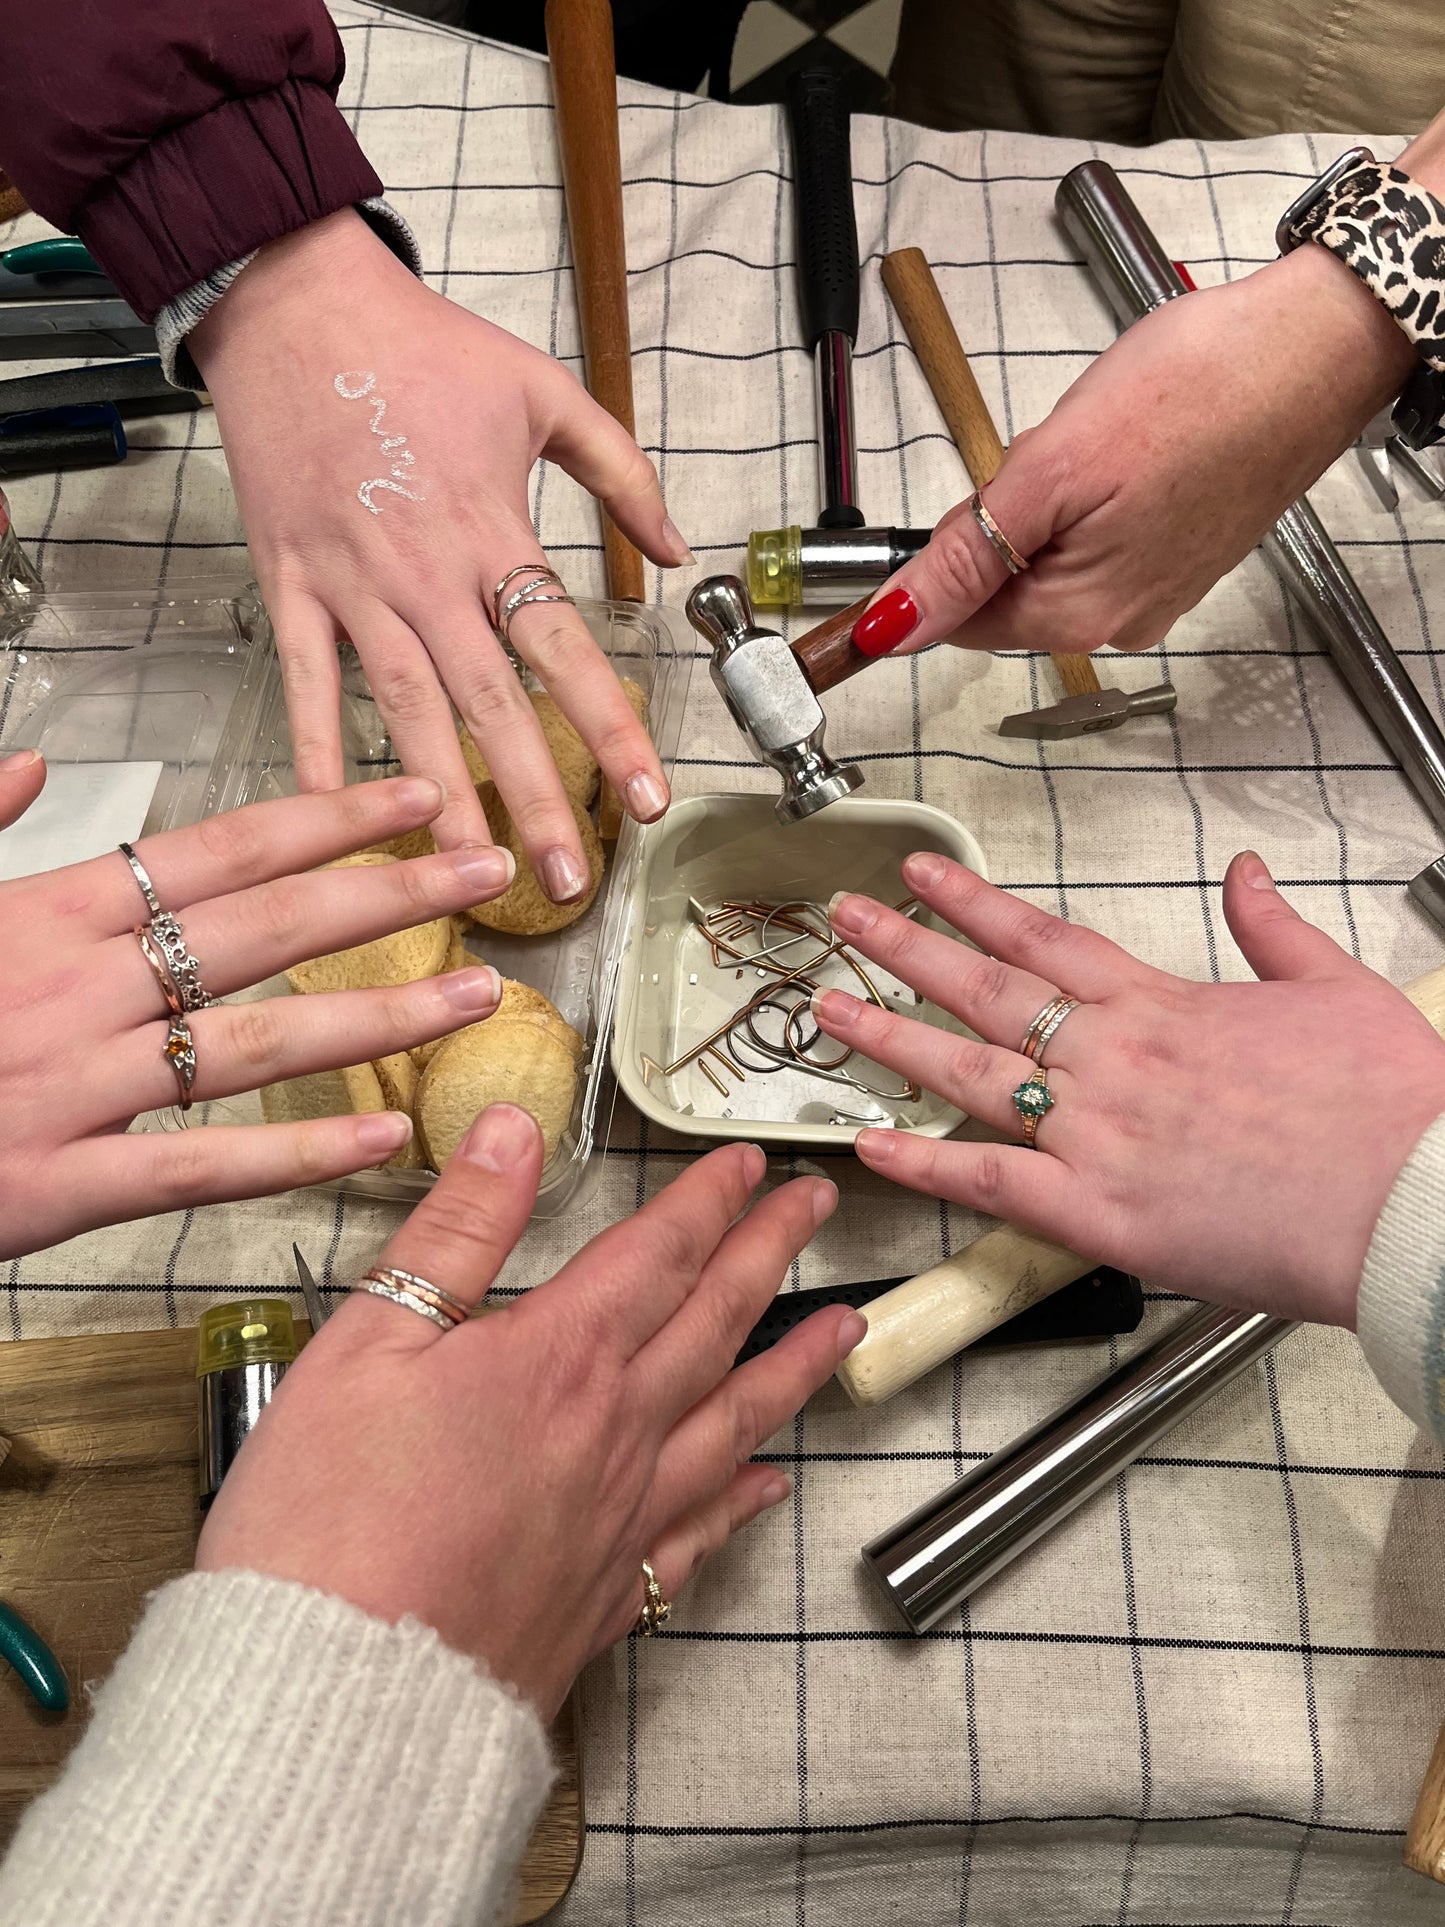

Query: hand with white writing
[813,852,1445,1329]
[0,755,512,1258]
[190,210,690,894]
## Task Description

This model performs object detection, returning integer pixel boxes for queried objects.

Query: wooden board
[0,1325,582,1922]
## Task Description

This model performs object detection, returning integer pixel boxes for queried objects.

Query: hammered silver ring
[490,565,575,648]
[118,843,215,1012]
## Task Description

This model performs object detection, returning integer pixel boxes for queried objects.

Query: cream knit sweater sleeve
[1357,1112,1445,1438]
[0,1568,555,1927]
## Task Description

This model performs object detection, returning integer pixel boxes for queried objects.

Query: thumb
[1223,850,1355,983]
[850,467,1055,659]
[0,748,45,832]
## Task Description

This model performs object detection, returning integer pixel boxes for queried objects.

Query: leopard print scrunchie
[1294,160,1445,378]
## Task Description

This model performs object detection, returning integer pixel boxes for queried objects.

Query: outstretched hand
[191,210,691,898]
[813,851,1445,1327]
[199,1121,861,1719]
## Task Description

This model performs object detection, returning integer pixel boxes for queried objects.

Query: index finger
[333,1102,543,1353]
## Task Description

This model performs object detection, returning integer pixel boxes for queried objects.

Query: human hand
[850,246,1416,661]
[189,210,690,895]
[197,1119,861,1719]
[812,851,1445,1328]
[0,755,514,1258]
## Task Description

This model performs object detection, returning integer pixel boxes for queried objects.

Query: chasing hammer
[834,959,1445,1407]
[1056,161,1445,926]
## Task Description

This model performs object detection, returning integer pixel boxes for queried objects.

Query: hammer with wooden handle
[835,959,1445,1407]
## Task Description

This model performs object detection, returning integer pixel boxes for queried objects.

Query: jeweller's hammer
[1056,161,1445,929]
[878,245,1177,738]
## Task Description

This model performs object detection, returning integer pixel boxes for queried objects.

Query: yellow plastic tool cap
[746,526,803,609]
[196,1299,300,1378]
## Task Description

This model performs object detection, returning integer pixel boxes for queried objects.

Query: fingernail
[826,891,875,935]
[760,1473,792,1507]
[855,1127,897,1164]
[1241,850,1275,891]
[811,1178,838,1227]
[441,964,501,1013]
[661,517,695,565]
[836,1310,867,1360]
[625,770,669,822]
[852,588,919,657]
[356,1111,413,1154]
[452,843,515,893]
[0,748,40,773]
[541,846,591,904]
[460,1102,537,1171]
[811,987,856,1029]
[741,1142,766,1186]
[903,851,946,891]
[397,776,445,815]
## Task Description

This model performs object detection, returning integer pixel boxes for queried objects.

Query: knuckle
[222,1000,290,1076]
[195,809,269,879]
[649,1213,709,1286]
[370,665,437,729]
[967,1145,1011,1208]
[255,877,312,952]
[965,954,1014,1016]
[157,1137,220,1208]
[929,522,996,610]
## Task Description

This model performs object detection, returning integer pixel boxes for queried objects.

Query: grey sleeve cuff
[0,1568,554,1927]
[1356,1111,1445,1437]
[155,197,422,389]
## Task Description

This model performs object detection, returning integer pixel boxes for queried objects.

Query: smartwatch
[1277,146,1445,450]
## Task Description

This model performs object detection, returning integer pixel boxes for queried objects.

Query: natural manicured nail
[541,846,590,904]
[836,1310,867,1359]
[356,1111,413,1154]
[1241,850,1275,891]
[903,851,946,891]
[0,747,40,773]
[811,1178,838,1226]
[853,587,919,657]
[625,770,669,822]
[760,1473,792,1507]
[741,1142,766,1186]
[827,891,875,935]
[397,776,445,815]
[452,844,515,894]
[460,1102,537,1171]
[661,517,695,565]
[812,987,856,1029]
[441,965,501,1014]
[855,1127,897,1164]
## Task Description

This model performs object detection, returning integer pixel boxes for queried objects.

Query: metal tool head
[1409,856,1445,932]
[685,575,864,823]
[292,1242,330,1328]
[998,681,1177,740]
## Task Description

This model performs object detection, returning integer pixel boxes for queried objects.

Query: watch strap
[1292,160,1445,379]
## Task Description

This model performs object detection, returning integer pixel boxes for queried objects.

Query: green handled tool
[0,1435,68,1711]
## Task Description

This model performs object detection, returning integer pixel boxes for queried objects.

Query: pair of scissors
[292,1245,333,1331]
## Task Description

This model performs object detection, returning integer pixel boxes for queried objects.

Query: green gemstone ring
[1011,1068,1055,1148]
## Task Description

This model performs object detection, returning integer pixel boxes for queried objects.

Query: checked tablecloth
[5,8,1445,1922]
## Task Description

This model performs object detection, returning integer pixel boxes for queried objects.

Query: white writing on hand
[333,371,426,515]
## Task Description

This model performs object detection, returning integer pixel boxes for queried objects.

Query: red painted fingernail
[852,588,919,657]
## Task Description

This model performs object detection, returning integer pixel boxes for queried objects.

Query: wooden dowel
[545,0,645,602]
[880,245,1100,700]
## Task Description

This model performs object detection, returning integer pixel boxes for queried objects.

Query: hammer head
[685,576,863,823]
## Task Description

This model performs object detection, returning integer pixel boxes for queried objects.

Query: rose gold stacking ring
[969,492,1029,576]
[353,1266,470,1333]
[1019,996,1080,1067]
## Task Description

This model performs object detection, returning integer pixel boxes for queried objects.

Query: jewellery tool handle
[786,66,863,529]
[0,1437,68,1711]
[544,0,645,602]
[834,958,1445,1408]
[879,245,1100,701]
[736,1264,1142,1367]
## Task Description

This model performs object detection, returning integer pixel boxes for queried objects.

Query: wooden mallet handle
[879,246,1099,701]
[544,0,645,602]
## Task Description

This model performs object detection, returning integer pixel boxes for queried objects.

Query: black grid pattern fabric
[3,11,1444,1921]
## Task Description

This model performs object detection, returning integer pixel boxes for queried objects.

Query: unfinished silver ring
[490,565,575,647]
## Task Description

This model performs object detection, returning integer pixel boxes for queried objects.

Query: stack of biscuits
[259,681,646,1176]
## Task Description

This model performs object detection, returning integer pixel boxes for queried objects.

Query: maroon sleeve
[0,0,384,320]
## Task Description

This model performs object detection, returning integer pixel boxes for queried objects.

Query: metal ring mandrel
[685,575,863,824]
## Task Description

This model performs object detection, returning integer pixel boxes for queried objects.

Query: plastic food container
[232,597,692,1218]
[610,793,989,1149]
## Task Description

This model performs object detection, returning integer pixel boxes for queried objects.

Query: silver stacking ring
[490,564,575,648]
[1019,995,1080,1067]
[119,842,215,1012]
[352,1265,470,1333]
[968,491,1030,576]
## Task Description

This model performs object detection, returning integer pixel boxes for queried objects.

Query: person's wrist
[1259,243,1418,422]
[189,209,410,379]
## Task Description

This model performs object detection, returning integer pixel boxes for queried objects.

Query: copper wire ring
[135,925,184,1019]
[969,491,1030,576]
[353,1265,469,1331]
[1019,996,1080,1066]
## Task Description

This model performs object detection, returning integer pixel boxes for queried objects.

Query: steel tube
[863,1307,1294,1632]
[814,332,862,527]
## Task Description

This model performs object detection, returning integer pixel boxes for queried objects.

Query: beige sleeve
[0,1569,553,1927]
[1356,1112,1445,1438]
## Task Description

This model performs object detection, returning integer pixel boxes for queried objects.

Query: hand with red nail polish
[0,767,519,1258]
[817,850,1445,1332]
[202,1131,858,1720]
